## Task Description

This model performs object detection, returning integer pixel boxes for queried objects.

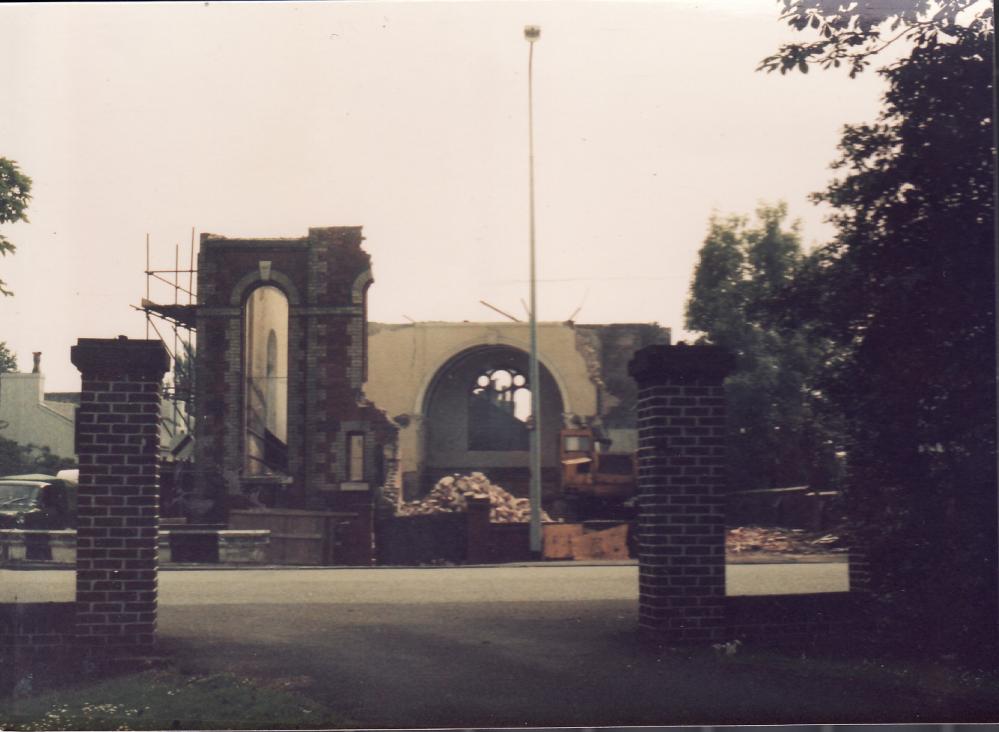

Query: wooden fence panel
[229,509,358,565]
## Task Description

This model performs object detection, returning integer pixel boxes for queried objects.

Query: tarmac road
[4,563,992,726]
[148,564,940,727]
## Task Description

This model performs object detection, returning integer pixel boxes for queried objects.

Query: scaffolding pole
[137,231,200,438]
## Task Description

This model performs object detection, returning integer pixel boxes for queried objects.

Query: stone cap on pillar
[71,336,170,378]
[628,342,735,386]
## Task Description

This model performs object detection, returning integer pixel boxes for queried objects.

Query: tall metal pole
[525,25,542,555]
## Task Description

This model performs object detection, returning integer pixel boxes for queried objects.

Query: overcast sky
[0,1,895,391]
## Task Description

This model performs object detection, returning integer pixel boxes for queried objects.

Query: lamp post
[525,24,542,555]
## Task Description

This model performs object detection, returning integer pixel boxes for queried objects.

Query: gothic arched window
[468,367,531,451]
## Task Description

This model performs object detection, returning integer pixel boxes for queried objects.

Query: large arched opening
[421,345,565,501]
[243,284,289,476]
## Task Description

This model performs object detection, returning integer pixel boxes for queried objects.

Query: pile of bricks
[397,472,551,523]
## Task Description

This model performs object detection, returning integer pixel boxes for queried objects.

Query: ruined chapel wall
[195,228,387,508]
[366,321,597,422]
[366,322,599,480]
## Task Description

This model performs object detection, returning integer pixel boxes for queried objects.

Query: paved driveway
[2,564,989,726]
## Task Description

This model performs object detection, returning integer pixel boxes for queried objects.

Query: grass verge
[0,668,351,731]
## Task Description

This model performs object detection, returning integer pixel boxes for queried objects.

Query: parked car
[0,474,77,529]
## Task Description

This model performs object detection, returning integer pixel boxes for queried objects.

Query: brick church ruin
[115,227,670,564]
[192,227,395,517]
[181,226,669,534]
[1,225,868,665]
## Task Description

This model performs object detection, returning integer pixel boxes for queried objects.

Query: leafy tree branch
[0,158,33,297]
[758,0,993,77]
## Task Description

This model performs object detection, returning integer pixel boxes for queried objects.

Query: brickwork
[628,344,735,644]
[848,548,871,594]
[194,227,394,540]
[0,603,76,688]
[222,316,243,494]
[70,337,169,655]
[465,497,493,564]
[725,592,867,647]
[286,316,306,501]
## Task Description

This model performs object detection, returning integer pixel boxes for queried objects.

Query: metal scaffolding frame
[133,229,198,446]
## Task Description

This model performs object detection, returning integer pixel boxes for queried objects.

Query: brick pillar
[71,337,169,657]
[628,344,735,645]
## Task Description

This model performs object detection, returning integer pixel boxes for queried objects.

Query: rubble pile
[727,526,848,555]
[397,472,551,523]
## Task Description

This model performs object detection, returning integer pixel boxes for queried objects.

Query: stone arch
[228,268,302,307]
[418,343,566,497]
[242,285,289,476]
[351,269,374,305]
[412,336,575,420]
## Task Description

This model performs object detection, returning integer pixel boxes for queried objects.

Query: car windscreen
[0,482,42,509]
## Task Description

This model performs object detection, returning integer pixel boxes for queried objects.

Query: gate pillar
[71,337,169,657]
[628,343,734,644]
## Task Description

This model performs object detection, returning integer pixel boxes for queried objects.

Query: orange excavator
[559,427,637,520]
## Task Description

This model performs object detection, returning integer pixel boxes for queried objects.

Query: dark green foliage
[759,0,994,78]
[0,342,16,373]
[0,158,32,297]
[686,204,843,492]
[0,435,76,476]
[764,3,996,662]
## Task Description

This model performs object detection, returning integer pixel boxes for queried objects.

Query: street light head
[524,25,541,42]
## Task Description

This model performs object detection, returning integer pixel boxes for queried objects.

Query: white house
[0,359,76,459]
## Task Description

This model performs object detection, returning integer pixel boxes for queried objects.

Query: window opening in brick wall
[244,285,289,475]
[347,432,365,482]
[468,367,531,451]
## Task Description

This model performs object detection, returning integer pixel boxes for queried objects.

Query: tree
[0,342,15,373]
[0,157,32,297]
[763,2,996,662]
[759,0,994,77]
[686,203,842,492]
[0,437,76,476]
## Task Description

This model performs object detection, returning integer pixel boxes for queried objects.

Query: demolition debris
[397,472,552,523]
[726,525,847,556]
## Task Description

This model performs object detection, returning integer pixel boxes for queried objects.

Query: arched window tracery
[468,367,531,451]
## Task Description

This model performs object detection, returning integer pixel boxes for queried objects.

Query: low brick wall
[466,499,535,564]
[0,530,76,562]
[0,602,76,693]
[725,592,868,646]
[1,529,270,566]
[467,522,535,564]
[378,502,561,566]
[229,510,359,565]
[375,513,467,565]
[0,602,75,651]
[219,530,270,564]
[329,494,375,566]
